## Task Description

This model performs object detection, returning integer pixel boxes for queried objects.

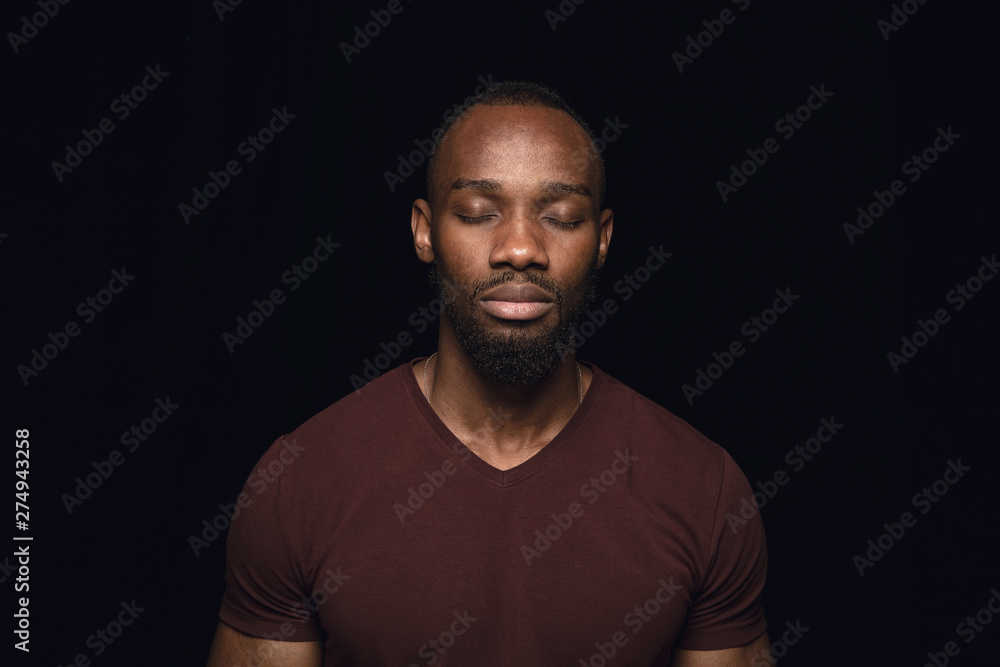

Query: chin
[427,261,599,385]
[452,308,573,387]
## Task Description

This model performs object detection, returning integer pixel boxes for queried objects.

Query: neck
[417,334,589,470]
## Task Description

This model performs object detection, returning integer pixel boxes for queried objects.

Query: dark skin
[206,102,770,666]
[410,104,612,471]
[411,103,771,665]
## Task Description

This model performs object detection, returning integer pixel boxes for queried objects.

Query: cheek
[563,244,601,296]
[567,235,601,273]
[432,252,481,304]
[435,229,494,274]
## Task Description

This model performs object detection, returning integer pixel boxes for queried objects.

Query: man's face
[416,104,613,386]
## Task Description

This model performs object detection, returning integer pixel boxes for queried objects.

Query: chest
[305,475,700,665]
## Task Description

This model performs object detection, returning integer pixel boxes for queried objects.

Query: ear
[595,208,613,269]
[411,198,435,264]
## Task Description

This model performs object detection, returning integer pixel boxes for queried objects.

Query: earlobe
[596,208,614,269]
[411,199,435,264]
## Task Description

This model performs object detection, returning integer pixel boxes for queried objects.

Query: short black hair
[425,80,606,208]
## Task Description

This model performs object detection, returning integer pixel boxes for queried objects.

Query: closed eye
[455,214,496,224]
[544,218,584,229]
[455,214,583,228]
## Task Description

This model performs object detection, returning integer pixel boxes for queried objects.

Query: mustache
[428,263,565,307]
[467,270,563,303]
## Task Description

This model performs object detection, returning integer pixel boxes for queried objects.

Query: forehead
[438,105,598,193]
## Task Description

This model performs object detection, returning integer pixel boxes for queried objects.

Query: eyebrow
[450,178,503,194]
[539,181,592,199]
[449,179,592,199]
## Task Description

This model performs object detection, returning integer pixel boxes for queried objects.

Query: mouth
[478,300,556,320]
[477,282,556,321]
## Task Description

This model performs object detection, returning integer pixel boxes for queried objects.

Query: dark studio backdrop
[4,0,998,665]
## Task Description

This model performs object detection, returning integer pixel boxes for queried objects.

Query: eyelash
[455,215,583,229]
[455,214,495,224]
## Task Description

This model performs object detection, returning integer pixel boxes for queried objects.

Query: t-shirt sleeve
[218,435,323,642]
[674,451,768,650]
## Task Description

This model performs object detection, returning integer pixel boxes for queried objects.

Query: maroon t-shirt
[219,359,767,665]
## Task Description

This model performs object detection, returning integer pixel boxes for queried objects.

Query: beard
[428,260,601,387]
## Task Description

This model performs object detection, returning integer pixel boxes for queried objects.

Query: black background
[4,0,998,665]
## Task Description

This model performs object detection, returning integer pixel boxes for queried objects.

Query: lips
[480,283,554,303]
[479,282,555,321]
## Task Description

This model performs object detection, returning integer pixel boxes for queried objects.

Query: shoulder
[591,367,752,526]
[298,360,418,440]
[596,367,734,477]
[593,368,765,597]
[248,361,422,499]
[292,360,419,448]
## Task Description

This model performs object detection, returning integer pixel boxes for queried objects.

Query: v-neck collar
[400,357,605,487]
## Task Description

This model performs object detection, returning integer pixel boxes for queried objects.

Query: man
[208,81,770,666]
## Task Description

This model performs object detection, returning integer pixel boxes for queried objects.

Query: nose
[488,209,549,271]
